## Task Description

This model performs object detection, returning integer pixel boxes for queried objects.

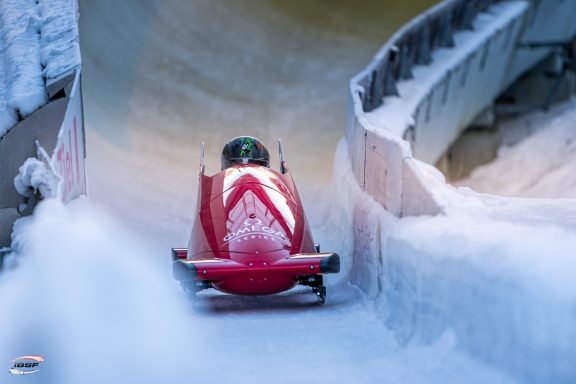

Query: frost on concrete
[0,0,81,137]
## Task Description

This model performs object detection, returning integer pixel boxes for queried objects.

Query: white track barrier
[344,0,576,382]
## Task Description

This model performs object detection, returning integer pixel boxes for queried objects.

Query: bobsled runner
[172,136,340,303]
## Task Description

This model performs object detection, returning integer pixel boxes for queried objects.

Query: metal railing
[358,0,506,112]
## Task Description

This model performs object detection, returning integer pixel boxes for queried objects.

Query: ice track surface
[0,199,516,384]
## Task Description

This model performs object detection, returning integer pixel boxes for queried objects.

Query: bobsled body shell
[189,249,299,295]
[185,164,317,295]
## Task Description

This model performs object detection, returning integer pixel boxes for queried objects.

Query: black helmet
[221,136,270,170]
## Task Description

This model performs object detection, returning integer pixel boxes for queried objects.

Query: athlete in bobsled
[171,136,340,303]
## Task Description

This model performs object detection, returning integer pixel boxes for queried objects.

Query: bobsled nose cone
[320,253,340,273]
[173,260,198,281]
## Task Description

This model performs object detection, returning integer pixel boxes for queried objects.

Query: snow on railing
[39,0,81,86]
[0,0,46,135]
[0,0,81,138]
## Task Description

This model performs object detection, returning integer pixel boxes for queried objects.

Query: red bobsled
[172,139,339,303]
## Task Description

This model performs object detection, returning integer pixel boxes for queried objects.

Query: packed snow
[0,195,519,384]
[38,0,81,81]
[13,142,60,200]
[0,54,18,134]
[457,98,576,198]
[0,199,201,384]
[0,0,46,135]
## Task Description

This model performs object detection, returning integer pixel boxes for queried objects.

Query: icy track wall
[345,0,576,382]
[0,0,85,247]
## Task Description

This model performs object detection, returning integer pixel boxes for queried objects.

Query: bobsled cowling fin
[172,248,187,261]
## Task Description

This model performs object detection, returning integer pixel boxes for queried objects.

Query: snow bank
[0,199,207,383]
[385,215,576,383]
[457,98,576,198]
[13,157,58,198]
[13,143,60,199]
